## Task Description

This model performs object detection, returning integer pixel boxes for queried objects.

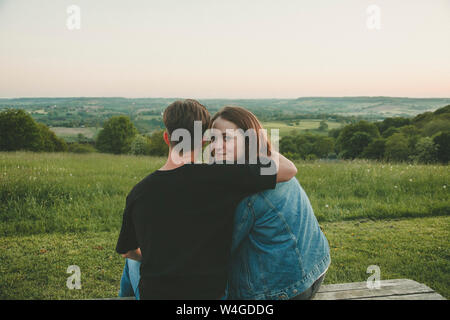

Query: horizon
[1,95,450,100]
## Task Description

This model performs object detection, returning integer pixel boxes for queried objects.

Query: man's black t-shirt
[115,162,277,300]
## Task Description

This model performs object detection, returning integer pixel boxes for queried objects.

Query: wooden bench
[313,278,446,300]
[98,279,446,300]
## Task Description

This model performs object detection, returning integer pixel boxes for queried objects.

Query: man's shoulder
[126,171,161,205]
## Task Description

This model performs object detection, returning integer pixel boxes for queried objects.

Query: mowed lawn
[0,151,448,299]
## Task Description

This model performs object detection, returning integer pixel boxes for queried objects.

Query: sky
[0,0,449,98]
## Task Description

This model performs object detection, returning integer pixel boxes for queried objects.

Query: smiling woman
[209,106,273,163]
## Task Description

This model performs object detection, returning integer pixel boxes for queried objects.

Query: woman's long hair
[209,106,272,162]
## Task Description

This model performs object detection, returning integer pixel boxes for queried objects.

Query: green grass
[262,120,342,137]
[0,151,448,299]
[49,127,101,142]
[322,216,450,299]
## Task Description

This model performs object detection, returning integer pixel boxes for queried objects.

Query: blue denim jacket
[227,177,331,300]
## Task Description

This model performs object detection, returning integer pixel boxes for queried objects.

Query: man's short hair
[163,99,211,148]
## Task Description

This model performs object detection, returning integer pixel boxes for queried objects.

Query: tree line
[1,105,448,164]
[280,105,449,164]
[0,109,167,156]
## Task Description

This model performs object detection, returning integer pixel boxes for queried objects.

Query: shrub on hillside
[130,135,151,155]
[68,143,96,154]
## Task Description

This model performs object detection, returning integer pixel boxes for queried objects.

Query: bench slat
[314,279,445,300]
[351,292,446,300]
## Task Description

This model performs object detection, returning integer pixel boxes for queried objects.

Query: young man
[115,99,297,299]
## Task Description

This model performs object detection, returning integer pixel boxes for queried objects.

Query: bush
[385,133,410,162]
[147,130,168,157]
[36,123,68,152]
[130,135,151,155]
[433,131,450,163]
[68,143,96,154]
[381,127,399,139]
[410,137,438,164]
[361,138,386,160]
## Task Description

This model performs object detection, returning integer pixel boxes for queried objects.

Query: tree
[0,109,67,152]
[0,109,41,151]
[385,133,410,162]
[433,131,450,163]
[423,119,450,137]
[381,127,399,139]
[350,132,374,159]
[279,135,298,155]
[148,130,168,157]
[376,117,410,135]
[77,133,88,143]
[130,134,151,155]
[318,120,328,131]
[398,125,421,154]
[336,120,380,159]
[313,136,334,158]
[36,122,68,152]
[361,138,386,160]
[96,116,137,154]
[433,104,450,116]
[328,127,342,139]
[411,137,438,164]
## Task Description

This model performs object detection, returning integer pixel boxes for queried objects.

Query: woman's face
[210,117,246,162]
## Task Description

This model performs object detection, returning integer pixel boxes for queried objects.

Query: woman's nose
[211,141,223,152]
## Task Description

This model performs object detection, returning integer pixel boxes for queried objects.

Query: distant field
[262,120,343,137]
[0,152,448,299]
[135,115,161,121]
[50,127,101,141]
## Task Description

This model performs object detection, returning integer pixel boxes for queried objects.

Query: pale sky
[0,0,449,98]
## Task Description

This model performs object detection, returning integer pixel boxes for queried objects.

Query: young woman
[119,106,329,300]
[209,106,330,300]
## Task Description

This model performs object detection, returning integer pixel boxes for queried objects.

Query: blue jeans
[118,258,227,300]
[118,258,141,300]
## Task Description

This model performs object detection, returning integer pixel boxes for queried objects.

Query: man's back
[116,162,276,299]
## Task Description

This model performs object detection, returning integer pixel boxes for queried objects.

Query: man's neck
[159,150,198,171]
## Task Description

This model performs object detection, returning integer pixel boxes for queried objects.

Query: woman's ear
[163,131,170,146]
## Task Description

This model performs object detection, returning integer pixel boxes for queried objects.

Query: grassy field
[0,151,448,299]
[262,120,342,137]
[49,127,101,142]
